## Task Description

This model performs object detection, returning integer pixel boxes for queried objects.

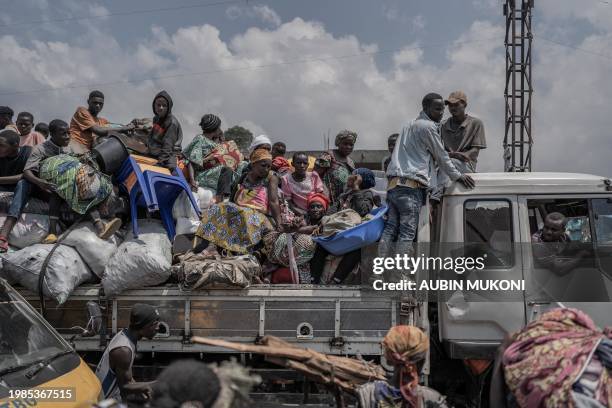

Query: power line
[0,37,498,97]
[540,37,612,62]
[0,0,244,29]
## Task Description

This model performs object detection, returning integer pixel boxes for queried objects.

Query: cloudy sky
[1,0,611,176]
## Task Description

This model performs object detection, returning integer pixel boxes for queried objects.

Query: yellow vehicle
[0,278,101,408]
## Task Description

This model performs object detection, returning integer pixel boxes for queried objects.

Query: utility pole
[503,0,534,172]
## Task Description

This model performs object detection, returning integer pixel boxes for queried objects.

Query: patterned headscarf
[307,192,329,211]
[382,326,429,408]
[199,114,221,133]
[353,168,376,190]
[334,129,357,147]
[503,308,612,408]
[272,156,292,173]
[250,148,272,163]
[314,152,332,168]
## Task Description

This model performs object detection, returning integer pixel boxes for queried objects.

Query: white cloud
[252,5,282,28]
[0,12,610,178]
[225,4,281,28]
[412,15,426,31]
[382,4,426,31]
[88,4,110,19]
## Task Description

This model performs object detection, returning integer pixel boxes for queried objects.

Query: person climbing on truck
[95,303,160,403]
[380,92,475,257]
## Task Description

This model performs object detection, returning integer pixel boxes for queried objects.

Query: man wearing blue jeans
[0,130,33,252]
[379,93,475,256]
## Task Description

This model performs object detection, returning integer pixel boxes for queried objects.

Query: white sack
[2,244,94,304]
[0,213,50,249]
[102,219,172,296]
[61,222,122,278]
[175,217,200,235]
[172,188,213,220]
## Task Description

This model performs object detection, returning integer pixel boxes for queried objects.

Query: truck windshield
[0,282,71,373]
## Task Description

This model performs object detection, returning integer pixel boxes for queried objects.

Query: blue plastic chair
[313,206,388,256]
[115,156,201,239]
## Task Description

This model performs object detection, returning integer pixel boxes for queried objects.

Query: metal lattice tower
[503,0,534,172]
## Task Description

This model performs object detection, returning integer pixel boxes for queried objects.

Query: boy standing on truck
[380,93,474,256]
[96,303,160,403]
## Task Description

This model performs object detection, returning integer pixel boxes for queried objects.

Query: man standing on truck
[96,303,160,403]
[380,93,474,256]
[430,91,486,202]
[442,91,486,173]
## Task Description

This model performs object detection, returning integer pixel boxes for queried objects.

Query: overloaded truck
[10,172,612,403]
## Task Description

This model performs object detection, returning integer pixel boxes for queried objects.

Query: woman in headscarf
[183,114,243,202]
[262,192,326,284]
[147,90,183,170]
[248,135,272,155]
[195,148,282,255]
[356,326,450,408]
[325,130,357,212]
[498,308,611,408]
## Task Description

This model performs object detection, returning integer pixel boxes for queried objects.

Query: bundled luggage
[2,244,94,304]
[102,219,172,296]
[175,252,260,290]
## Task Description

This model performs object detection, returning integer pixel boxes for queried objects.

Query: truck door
[437,195,525,359]
[518,195,612,327]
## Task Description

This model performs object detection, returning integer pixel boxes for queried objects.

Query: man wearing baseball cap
[431,91,486,203]
[442,91,486,173]
[96,303,160,402]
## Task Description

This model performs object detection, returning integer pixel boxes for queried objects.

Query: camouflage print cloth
[39,154,112,215]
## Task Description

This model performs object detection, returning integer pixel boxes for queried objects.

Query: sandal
[0,235,8,253]
[97,218,122,240]
[42,234,58,244]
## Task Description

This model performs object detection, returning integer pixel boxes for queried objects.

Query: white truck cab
[432,172,612,359]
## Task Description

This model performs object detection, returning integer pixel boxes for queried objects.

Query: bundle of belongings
[492,307,611,408]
